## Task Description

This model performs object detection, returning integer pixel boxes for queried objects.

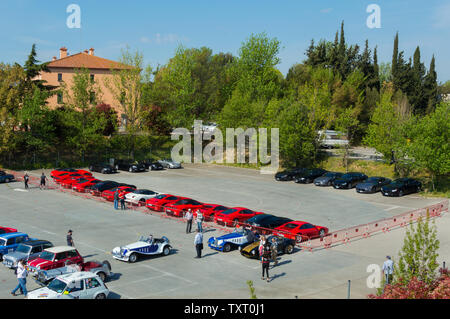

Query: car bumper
[356,188,374,194]
[2,258,16,268]
[333,184,349,189]
[381,191,398,197]
[207,242,224,252]
[112,253,129,262]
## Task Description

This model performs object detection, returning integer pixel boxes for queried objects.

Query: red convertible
[145,194,186,212]
[214,207,264,227]
[72,179,102,192]
[164,198,206,217]
[0,226,17,235]
[273,221,329,242]
[101,186,136,201]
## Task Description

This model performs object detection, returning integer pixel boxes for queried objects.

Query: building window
[90,74,95,83]
[58,73,63,82]
[89,91,96,104]
[57,92,63,104]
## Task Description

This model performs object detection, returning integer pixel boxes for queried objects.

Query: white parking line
[383,206,400,211]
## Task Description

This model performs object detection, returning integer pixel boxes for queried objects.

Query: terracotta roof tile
[47,52,130,70]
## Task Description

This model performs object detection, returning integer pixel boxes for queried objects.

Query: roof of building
[46,52,130,70]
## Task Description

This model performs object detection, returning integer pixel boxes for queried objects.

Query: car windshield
[77,179,89,183]
[47,279,67,293]
[324,172,338,177]
[39,251,55,261]
[15,244,31,254]
[221,209,238,215]
[0,238,6,246]
[390,180,406,187]
[367,177,380,183]
[283,223,298,229]
[155,194,167,199]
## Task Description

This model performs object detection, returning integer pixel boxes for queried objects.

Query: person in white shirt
[196,210,204,233]
[382,255,394,284]
[194,229,203,258]
[185,209,193,234]
[11,260,28,297]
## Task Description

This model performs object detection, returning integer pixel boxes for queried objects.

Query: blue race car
[0,232,34,260]
[0,171,15,183]
[208,228,258,252]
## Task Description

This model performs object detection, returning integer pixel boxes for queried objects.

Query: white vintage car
[125,189,160,205]
[112,236,172,263]
[27,272,109,299]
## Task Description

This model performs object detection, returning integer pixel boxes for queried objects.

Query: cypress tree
[423,55,438,113]
[373,46,380,90]
[410,46,426,113]
[392,32,399,89]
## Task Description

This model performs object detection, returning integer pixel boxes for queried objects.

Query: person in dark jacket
[120,193,126,210]
[66,230,74,247]
[261,243,271,282]
[24,173,29,189]
[114,190,119,210]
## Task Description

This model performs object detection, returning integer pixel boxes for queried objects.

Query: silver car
[2,240,53,268]
[157,159,182,169]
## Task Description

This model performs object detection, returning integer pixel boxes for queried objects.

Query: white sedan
[125,189,160,205]
[27,272,109,299]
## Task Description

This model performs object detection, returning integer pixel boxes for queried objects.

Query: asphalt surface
[0,164,447,299]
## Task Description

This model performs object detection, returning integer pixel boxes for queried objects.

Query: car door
[54,252,68,268]
[84,277,103,299]
[66,279,84,299]
[299,224,317,238]
[66,249,82,264]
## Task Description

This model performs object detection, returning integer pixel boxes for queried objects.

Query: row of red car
[50,168,329,242]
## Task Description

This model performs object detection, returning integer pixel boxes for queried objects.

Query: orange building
[38,47,128,127]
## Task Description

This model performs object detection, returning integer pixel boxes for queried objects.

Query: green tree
[422,55,438,113]
[394,213,440,286]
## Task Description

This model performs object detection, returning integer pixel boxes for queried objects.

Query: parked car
[164,198,206,217]
[88,181,121,196]
[2,240,53,269]
[273,221,329,242]
[101,186,136,202]
[274,168,306,181]
[61,176,94,189]
[208,228,257,252]
[243,214,293,230]
[381,178,422,197]
[26,246,84,277]
[293,168,328,184]
[27,272,110,299]
[112,235,172,263]
[0,226,17,235]
[0,232,33,261]
[89,163,117,174]
[72,179,102,192]
[125,189,160,205]
[158,159,182,169]
[140,160,165,171]
[115,160,146,173]
[214,207,264,227]
[332,172,368,189]
[145,194,186,212]
[35,260,112,285]
[240,235,295,259]
[50,168,79,179]
[356,177,392,194]
[0,170,15,183]
[197,204,230,221]
[313,171,344,186]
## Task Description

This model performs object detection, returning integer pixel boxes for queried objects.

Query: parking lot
[0,163,448,299]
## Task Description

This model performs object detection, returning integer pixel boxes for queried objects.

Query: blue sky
[1,0,449,82]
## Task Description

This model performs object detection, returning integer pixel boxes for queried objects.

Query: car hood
[241,241,260,253]
[122,241,149,250]
[4,251,27,260]
[27,287,60,299]
[214,232,246,241]
[314,176,331,183]
[356,182,377,189]
[28,258,53,268]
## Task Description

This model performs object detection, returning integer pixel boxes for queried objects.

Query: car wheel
[128,253,138,263]
[0,254,3,261]
[163,246,170,256]
[223,243,231,253]
[399,190,404,197]
[416,186,421,193]
[129,167,133,172]
[285,244,294,254]
[97,272,106,282]
[327,181,332,186]
[4,178,9,183]
[95,293,106,299]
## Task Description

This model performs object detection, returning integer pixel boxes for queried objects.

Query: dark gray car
[313,172,344,186]
[2,240,53,268]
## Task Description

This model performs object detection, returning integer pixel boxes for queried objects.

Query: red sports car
[164,198,206,217]
[53,172,84,184]
[273,221,329,242]
[50,169,79,179]
[145,194,186,212]
[213,207,264,227]
[60,176,95,189]
[196,204,229,221]
[72,179,102,192]
[0,226,17,235]
[102,186,137,202]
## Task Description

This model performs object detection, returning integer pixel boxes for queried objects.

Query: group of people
[113,189,127,210]
[184,209,205,259]
[258,235,279,282]
[23,172,48,190]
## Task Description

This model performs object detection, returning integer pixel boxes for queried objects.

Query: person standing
[196,210,204,233]
[261,243,271,282]
[39,172,48,190]
[258,235,266,257]
[11,260,28,298]
[382,256,394,285]
[113,189,119,210]
[120,193,126,210]
[270,237,278,267]
[185,209,193,234]
[24,173,29,190]
[67,230,74,247]
[194,229,203,258]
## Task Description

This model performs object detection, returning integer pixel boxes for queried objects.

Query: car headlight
[218,240,223,245]
[392,189,397,192]
[251,250,256,255]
